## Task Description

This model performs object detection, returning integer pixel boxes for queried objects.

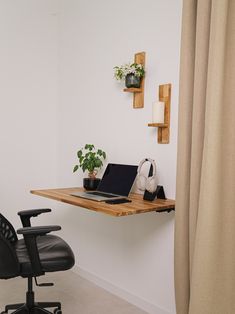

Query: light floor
[0,270,147,314]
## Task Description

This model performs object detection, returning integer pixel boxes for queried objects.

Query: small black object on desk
[144,185,166,201]
[105,199,132,205]
[143,165,174,213]
[143,164,166,201]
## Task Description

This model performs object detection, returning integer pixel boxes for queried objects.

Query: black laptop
[71,163,138,202]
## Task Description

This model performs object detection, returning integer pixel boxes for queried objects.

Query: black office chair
[0,208,75,314]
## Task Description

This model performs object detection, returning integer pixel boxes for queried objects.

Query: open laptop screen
[97,164,138,196]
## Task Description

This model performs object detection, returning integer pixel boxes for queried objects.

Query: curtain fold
[175,0,235,313]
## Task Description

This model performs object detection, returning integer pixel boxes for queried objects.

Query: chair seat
[15,235,75,277]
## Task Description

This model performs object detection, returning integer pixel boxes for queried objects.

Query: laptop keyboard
[88,191,118,198]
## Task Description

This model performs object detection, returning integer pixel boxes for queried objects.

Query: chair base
[1,278,62,314]
[2,301,61,314]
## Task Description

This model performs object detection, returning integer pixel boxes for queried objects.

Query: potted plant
[114,62,145,88]
[73,144,106,190]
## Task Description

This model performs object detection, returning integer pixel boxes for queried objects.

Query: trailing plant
[114,63,145,81]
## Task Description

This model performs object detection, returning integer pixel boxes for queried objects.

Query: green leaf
[73,165,79,173]
[95,159,102,167]
[77,150,82,158]
[85,144,94,151]
[97,149,102,156]
[82,164,87,172]
[103,152,106,159]
[79,156,84,164]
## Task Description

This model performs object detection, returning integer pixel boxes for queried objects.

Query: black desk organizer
[143,165,175,213]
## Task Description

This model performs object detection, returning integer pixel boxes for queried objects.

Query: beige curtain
[175,0,235,313]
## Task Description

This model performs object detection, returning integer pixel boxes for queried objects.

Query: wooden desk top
[31,187,175,217]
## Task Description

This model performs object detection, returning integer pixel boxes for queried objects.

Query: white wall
[0,0,58,228]
[0,1,182,313]
[56,1,182,314]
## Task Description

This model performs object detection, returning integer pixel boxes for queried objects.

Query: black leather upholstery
[15,235,75,277]
[0,213,75,279]
[0,235,20,279]
[0,210,75,313]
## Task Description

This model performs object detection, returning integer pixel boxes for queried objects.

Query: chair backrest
[0,214,18,244]
[0,213,20,279]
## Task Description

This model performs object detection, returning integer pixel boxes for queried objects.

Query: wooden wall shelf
[31,187,175,217]
[123,88,142,93]
[148,83,171,144]
[124,52,145,109]
[148,123,168,128]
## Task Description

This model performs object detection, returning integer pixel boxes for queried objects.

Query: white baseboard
[72,265,173,314]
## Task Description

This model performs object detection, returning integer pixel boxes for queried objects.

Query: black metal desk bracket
[156,207,175,213]
[143,183,175,213]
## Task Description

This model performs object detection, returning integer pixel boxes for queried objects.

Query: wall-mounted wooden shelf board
[123,88,142,93]
[31,187,175,217]
[123,52,146,109]
[148,83,171,144]
[148,123,168,128]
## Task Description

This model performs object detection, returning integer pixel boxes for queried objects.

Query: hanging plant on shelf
[73,144,106,190]
[114,63,145,88]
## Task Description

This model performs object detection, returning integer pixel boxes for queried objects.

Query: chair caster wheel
[54,309,62,314]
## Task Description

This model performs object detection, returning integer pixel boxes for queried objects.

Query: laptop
[71,163,138,202]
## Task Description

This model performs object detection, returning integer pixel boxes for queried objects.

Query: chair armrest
[17,225,61,236]
[16,225,61,277]
[18,208,52,227]
[18,208,51,217]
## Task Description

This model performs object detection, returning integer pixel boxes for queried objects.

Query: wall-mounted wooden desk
[31,187,175,217]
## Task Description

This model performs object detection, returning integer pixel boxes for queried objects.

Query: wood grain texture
[133,52,145,108]
[123,88,142,93]
[31,187,175,217]
[148,123,168,128]
[121,52,145,108]
[158,83,171,143]
[147,84,171,144]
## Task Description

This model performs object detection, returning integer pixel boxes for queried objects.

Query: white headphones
[136,158,158,193]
